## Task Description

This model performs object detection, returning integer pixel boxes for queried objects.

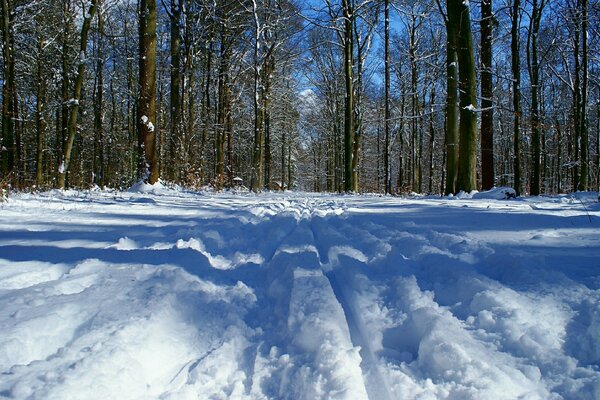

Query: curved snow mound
[472,187,517,200]
[128,180,166,194]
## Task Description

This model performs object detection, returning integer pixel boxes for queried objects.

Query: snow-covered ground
[1,187,599,400]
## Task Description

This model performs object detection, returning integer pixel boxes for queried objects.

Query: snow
[472,186,517,200]
[0,188,599,399]
[140,115,155,133]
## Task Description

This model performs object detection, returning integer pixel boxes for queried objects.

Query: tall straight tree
[480,0,494,190]
[0,0,16,181]
[383,0,391,194]
[448,0,478,193]
[578,0,589,190]
[251,0,265,192]
[35,21,47,187]
[138,0,159,183]
[436,0,459,195]
[93,4,105,187]
[342,0,354,192]
[57,0,99,189]
[527,0,545,195]
[169,0,182,182]
[511,0,522,196]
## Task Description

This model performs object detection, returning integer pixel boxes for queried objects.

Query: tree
[138,0,159,184]
[57,0,99,189]
[447,0,477,193]
[511,0,522,196]
[436,0,459,195]
[169,0,182,182]
[480,0,494,190]
[0,0,17,182]
[527,0,546,195]
[342,0,354,192]
[93,3,106,187]
[383,0,391,194]
[578,0,589,191]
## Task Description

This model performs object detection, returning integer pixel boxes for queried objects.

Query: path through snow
[0,188,599,399]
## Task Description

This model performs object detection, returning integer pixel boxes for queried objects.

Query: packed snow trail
[0,188,599,399]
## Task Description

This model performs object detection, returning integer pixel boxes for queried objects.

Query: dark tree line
[0,0,599,195]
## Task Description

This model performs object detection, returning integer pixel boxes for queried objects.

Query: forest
[0,0,599,196]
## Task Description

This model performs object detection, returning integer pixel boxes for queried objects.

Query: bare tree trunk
[216,26,230,189]
[511,0,522,195]
[527,0,544,195]
[250,3,264,192]
[57,0,99,188]
[169,0,182,182]
[444,40,459,195]
[138,0,159,183]
[437,0,459,195]
[410,15,419,192]
[578,0,588,190]
[35,29,46,187]
[428,87,436,194]
[93,5,105,187]
[597,87,599,191]
[480,0,494,190]
[384,0,391,194]
[198,41,211,184]
[264,58,273,190]
[343,0,354,192]
[396,94,406,192]
[449,0,478,193]
[0,0,16,180]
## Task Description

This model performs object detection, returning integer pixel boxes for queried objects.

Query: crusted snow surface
[0,189,599,399]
